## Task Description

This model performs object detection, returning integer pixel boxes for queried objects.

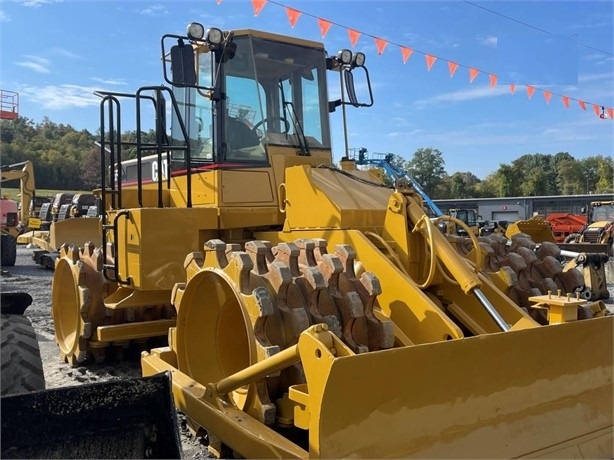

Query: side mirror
[343,67,374,108]
[170,42,197,87]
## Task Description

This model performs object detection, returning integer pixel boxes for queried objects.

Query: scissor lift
[0,90,19,120]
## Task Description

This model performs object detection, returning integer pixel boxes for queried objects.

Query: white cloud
[51,47,82,59]
[16,55,51,74]
[581,53,614,66]
[91,77,127,86]
[20,84,100,109]
[387,129,423,138]
[478,35,497,48]
[20,0,61,7]
[140,4,168,16]
[414,85,510,107]
[578,71,614,84]
[0,10,10,21]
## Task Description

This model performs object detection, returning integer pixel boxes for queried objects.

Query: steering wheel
[252,116,290,136]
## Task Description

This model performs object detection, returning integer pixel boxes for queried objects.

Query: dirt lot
[1,246,211,459]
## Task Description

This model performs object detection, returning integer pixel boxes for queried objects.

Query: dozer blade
[307,317,613,459]
[144,317,613,459]
[0,373,182,459]
[558,242,610,255]
[506,218,557,243]
[48,217,101,249]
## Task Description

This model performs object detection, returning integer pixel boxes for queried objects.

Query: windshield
[170,32,330,164]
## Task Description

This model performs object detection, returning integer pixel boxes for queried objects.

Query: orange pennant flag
[425,54,436,71]
[526,86,536,99]
[578,100,587,110]
[489,74,497,88]
[592,104,601,116]
[375,38,388,55]
[285,7,301,27]
[252,0,266,16]
[562,96,570,108]
[510,84,516,94]
[348,29,361,47]
[400,47,413,63]
[543,90,552,104]
[469,68,479,83]
[318,18,332,38]
[448,62,459,77]
[608,108,614,119]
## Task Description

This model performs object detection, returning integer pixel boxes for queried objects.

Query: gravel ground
[1,246,211,459]
[2,245,613,458]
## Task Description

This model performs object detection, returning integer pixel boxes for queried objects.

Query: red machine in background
[545,212,587,243]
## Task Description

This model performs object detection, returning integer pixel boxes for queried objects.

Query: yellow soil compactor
[48,24,612,458]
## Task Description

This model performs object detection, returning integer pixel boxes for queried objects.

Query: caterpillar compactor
[51,23,613,458]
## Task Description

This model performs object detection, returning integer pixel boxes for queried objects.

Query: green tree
[447,171,481,198]
[554,154,584,194]
[493,164,523,196]
[593,155,614,193]
[474,173,499,197]
[81,146,106,190]
[406,147,446,198]
[509,154,558,196]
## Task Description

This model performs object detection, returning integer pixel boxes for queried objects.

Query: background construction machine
[560,200,614,255]
[19,191,100,269]
[546,212,587,243]
[47,24,612,458]
[0,160,35,266]
[446,207,481,236]
[0,293,182,459]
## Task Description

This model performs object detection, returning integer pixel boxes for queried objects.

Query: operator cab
[168,28,332,166]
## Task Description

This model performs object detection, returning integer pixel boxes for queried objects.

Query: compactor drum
[51,23,612,458]
[53,242,175,364]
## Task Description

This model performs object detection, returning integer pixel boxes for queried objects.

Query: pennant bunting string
[237,0,612,119]
[347,29,360,47]
[425,54,436,71]
[401,46,413,63]
[448,62,459,77]
[317,18,332,38]
[251,0,266,16]
[285,7,301,27]
[489,74,497,88]
[375,38,388,55]
[469,68,479,83]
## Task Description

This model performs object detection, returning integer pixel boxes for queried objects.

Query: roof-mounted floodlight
[337,49,352,65]
[187,22,205,40]
[205,28,223,46]
[352,52,366,67]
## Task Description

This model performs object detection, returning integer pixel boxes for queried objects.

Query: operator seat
[226,117,260,150]
[226,117,266,161]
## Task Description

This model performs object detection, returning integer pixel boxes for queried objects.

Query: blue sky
[0,0,612,179]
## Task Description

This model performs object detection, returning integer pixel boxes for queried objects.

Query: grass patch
[0,187,90,201]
